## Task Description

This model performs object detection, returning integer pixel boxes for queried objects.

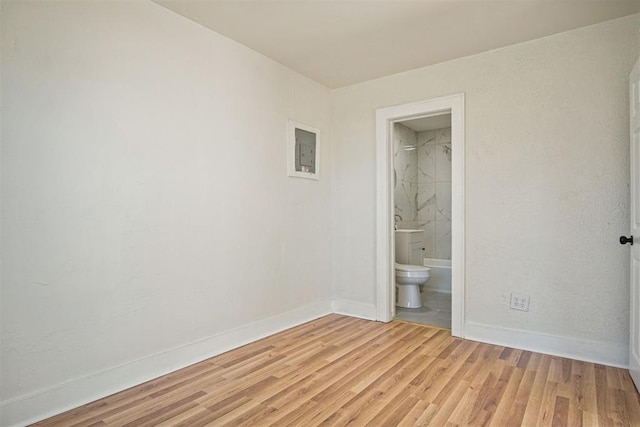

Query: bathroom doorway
[375,94,465,338]
[393,116,453,329]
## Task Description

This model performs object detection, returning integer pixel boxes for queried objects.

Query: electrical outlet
[510,293,530,311]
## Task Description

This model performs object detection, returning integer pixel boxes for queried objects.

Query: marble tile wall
[418,127,452,260]
[394,124,452,261]
[393,123,419,230]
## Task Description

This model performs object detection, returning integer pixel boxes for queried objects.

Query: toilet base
[396,284,422,308]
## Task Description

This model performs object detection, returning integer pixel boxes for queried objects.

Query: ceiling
[154,1,640,89]
[401,114,451,132]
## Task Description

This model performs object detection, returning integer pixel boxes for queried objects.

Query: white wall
[1,1,332,424]
[2,2,639,424]
[331,15,639,359]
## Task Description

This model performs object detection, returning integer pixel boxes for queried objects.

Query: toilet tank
[395,230,424,265]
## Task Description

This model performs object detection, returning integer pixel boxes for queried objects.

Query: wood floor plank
[552,395,570,426]
[412,402,442,426]
[121,391,206,427]
[500,368,537,426]
[520,352,553,425]
[335,347,433,425]
[446,380,481,425]
[33,315,640,427]
[625,389,640,425]
[537,379,560,427]
[488,365,525,425]
[429,379,470,425]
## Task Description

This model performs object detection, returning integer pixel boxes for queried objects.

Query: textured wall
[1,0,331,407]
[331,15,639,346]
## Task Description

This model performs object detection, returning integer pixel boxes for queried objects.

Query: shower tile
[394,182,409,218]
[393,144,405,180]
[396,159,412,182]
[416,183,436,221]
[393,125,408,179]
[393,159,401,185]
[394,144,418,183]
[403,124,414,142]
[406,146,418,183]
[403,220,420,230]
[436,127,452,144]
[393,128,401,154]
[396,220,416,230]
[418,130,436,146]
[436,220,452,260]
[417,143,436,183]
[435,143,452,182]
[394,181,416,221]
[435,182,451,221]
[394,123,418,183]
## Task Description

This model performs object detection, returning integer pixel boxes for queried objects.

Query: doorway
[392,115,453,328]
[375,94,465,338]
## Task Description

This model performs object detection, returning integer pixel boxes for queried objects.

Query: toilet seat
[394,263,429,309]
[395,263,430,278]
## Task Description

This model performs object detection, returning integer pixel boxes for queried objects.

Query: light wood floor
[34,314,640,426]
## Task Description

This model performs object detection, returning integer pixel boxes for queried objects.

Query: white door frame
[628,58,640,387]
[375,93,465,338]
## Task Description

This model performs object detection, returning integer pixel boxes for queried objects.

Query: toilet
[395,230,431,308]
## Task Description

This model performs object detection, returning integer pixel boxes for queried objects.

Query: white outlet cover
[510,293,530,312]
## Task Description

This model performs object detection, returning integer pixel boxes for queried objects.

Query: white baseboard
[1,300,333,427]
[465,321,628,369]
[331,298,377,320]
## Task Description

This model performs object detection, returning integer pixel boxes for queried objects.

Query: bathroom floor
[394,290,451,329]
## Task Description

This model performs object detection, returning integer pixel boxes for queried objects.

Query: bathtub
[422,258,452,293]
